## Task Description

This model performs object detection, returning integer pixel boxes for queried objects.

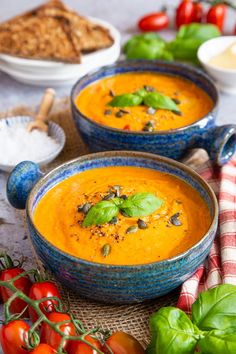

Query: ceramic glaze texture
[7,152,218,304]
[71,61,236,166]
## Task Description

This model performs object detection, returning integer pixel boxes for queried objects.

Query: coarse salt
[0,123,60,166]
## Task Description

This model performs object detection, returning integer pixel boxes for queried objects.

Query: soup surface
[75,73,214,131]
[34,166,211,265]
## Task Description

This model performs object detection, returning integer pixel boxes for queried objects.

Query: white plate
[0,116,66,172]
[0,17,121,86]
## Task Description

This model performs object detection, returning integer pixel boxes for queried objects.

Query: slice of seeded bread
[0,0,114,63]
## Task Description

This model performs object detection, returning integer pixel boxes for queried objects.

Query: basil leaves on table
[124,23,220,64]
[147,307,199,354]
[198,330,236,354]
[108,88,180,113]
[192,284,236,331]
[82,192,163,227]
[176,23,221,42]
[147,284,236,354]
[124,32,173,61]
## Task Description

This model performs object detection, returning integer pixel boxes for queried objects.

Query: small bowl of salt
[0,116,65,172]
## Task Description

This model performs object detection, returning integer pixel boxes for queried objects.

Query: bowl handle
[7,161,43,210]
[201,124,236,166]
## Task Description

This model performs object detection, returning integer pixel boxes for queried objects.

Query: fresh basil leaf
[134,88,149,98]
[167,38,203,62]
[147,307,199,354]
[124,32,167,60]
[124,32,164,53]
[192,284,236,331]
[82,201,119,227]
[108,93,143,107]
[111,197,124,207]
[198,329,236,354]
[120,192,163,217]
[143,92,180,112]
[177,23,221,41]
[126,39,166,60]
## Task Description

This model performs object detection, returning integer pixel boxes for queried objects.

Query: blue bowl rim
[70,59,219,136]
[26,150,218,270]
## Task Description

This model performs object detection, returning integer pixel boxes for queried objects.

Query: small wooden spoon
[27,88,55,133]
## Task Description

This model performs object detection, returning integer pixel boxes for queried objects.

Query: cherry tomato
[192,2,203,22]
[28,281,61,323]
[68,335,102,354]
[0,268,32,317]
[176,0,195,28]
[40,312,76,351]
[206,4,227,31]
[138,12,169,32]
[30,344,56,353]
[103,331,145,354]
[0,320,30,354]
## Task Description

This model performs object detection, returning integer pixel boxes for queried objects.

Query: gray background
[0,2,235,351]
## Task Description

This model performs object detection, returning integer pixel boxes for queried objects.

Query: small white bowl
[198,36,236,95]
[0,116,66,172]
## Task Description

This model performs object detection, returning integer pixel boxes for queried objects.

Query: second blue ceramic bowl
[7,151,218,303]
[71,60,236,166]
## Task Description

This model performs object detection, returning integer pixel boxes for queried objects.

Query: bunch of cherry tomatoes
[0,254,144,354]
[138,0,236,33]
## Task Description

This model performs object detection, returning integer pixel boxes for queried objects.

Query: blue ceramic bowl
[71,60,236,166]
[7,151,218,304]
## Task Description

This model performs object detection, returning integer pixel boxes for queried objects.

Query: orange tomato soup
[33,166,211,265]
[75,73,214,131]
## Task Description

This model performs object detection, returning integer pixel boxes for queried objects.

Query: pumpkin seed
[126,225,138,234]
[138,219,148,229]
[147,107,156,115]
[172,110,182,116]
[77,204,84,212]
[82,202,92,214]
[112,185,121,197]
[109,216,118,225]
[115,110,124,118]
[144,85,155,92]
[143,120,154,132]
[103,192,115,201]
[170,212,182,226]
[101,243,111,257]
[104,109,112,115]
[172,98,181,105]
[121,210,130,217]
[119,109,130,114]
[120,194,128,200]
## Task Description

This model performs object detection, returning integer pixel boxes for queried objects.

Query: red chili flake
[123,124,130,130]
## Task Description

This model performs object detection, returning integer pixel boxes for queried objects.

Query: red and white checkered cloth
[177,154,236,314]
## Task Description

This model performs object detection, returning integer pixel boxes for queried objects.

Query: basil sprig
[108,93,142,107]
[82,192,163,227]
[121,192,163,217]
[82,201,119,227]
[147,284,236,354]
[143,92,180,112]
[108,87,180,113]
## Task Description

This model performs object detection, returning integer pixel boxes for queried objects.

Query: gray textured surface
[0,1,235,349]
